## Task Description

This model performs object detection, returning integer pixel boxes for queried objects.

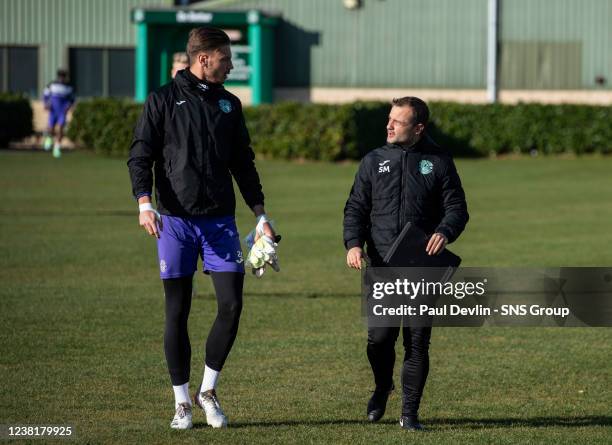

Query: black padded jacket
[343,137,469,264]
[128,69,264,216]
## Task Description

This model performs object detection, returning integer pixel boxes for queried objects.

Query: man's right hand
[346,246,364,270]
[138,197,162,239]
[139,210,162,238]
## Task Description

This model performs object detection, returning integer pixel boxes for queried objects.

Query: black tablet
[383,222,462,268]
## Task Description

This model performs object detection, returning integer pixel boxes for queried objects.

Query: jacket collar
[174,68,224,93]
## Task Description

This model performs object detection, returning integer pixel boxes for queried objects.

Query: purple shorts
[48,108,68,127]
[156,215,244,279]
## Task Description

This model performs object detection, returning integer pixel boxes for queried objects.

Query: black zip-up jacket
[128,69,264,216]
[343,136,468,264]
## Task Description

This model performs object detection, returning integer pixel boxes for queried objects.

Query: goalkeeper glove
[246,215,281,278]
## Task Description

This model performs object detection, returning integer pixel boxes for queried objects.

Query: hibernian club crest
[419,159,434,175]
[218,99,232,113]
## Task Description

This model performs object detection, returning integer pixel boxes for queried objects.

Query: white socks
[201,365,220,392]
[171,367,219,408]
[173,383,191,409]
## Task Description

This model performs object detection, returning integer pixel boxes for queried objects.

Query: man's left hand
[257,221,276,241]
[252,205,276,241]
[426,233,447,255]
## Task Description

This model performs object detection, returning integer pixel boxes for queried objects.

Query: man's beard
[398,133,421,148]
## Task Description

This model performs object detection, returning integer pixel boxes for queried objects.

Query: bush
[0,93,33,147]
[243,102,359,161]
[68,98,612,159]
[428,102,612,156]
[67,98,141,157]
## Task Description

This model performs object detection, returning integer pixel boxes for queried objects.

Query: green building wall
[200,0,611,91]
[500,0,612,90]
[1,0,609,97]
[201,0,489,89]
[0,0,172,96]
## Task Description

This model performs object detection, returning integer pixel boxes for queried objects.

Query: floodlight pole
[487,0,499,103]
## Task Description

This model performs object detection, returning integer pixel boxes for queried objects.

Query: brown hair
[186,27,230,64]
[391,96,430,126]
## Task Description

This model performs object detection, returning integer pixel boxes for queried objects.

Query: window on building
[69,48,103,97]
[69,47,135,97]
[0,46,39,97]
[109,49,135,97]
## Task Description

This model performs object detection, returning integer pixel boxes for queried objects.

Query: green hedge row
[0,93,33,147]
[67,98,612,158]
[67,98,142,157]
[242,101,397,160]
[428,102,612,156]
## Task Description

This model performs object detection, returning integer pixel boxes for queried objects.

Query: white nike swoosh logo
[176,101,186,105]
[379,160,390,166]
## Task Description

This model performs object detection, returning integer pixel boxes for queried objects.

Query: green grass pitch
[1,151,611,444]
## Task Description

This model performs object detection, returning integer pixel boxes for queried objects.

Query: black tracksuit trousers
[367,325,432,417]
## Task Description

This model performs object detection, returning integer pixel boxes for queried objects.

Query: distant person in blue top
[43,69,75,158]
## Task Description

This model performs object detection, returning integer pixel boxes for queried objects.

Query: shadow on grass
[198,292,358,299]
[221,416,612,430]
[0,209,135,217]
[426,416,612,429]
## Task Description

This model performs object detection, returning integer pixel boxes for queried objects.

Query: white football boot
[170,402,193,430]
[43,136,53,151]
[52,143,62,158]
[194,388,228,428]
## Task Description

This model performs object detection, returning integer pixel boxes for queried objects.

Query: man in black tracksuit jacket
[128,65,263,218]
[128,27,275,430]
[343,97,468,431]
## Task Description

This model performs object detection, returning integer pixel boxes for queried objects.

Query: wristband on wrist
[139,203,161,219]
[139,202,155,213]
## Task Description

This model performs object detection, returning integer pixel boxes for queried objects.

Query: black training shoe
[399,415,424,431]
[366,383,394,422]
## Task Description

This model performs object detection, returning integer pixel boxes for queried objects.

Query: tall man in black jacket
[128,27,275,430]
[343,97,468,431]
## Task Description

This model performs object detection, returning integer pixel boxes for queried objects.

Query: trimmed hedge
[67,98,612,158]
[67,98,142,157]
[428,102,612,156]
[0,93,33,147]
[243,101,396,160]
